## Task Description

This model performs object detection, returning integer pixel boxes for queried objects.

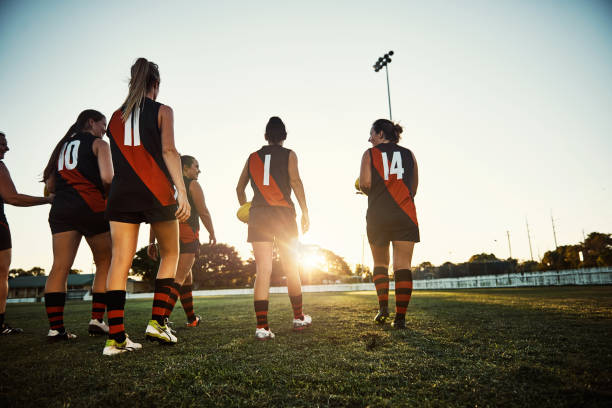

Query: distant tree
[541,245,580,270]
[131,246,160,282]
[517,260,539,273]
[69,268,82,274]
[319,248,351,276]
[354,264,371,282]
[468,253,499,263]
[192,243,250,289]
[9,267,46,278]
[582,232,612,267]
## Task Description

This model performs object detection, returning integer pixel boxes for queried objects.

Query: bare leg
[370,243,390,269]
[106,222,139,291]
[252,242,274,300]
[277,238,301,297]
[45,231,82,293]
[391,241,415,270]
[0,249,10,314]
[174,253,195,286]
[85,231,112,293]
[151,220,179,280]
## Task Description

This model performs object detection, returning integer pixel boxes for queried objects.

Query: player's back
[367,142,418,230]
[248,144,294,211]
[106,97,176,212]
[52,131,105,214]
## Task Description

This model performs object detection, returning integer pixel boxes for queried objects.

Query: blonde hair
[121,58,160,122]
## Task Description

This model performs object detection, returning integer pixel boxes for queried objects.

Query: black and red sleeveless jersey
[179,176,200,240]
[106,97,176,212]
[0,190,6,224]
[248,145,295,211]
[52,132,106,214]
[367,143,419,230]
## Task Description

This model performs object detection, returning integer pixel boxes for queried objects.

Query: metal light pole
[373,50,394,120]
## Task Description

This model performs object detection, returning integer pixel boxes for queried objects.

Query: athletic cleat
[102,335,142,356]
[47,329,77,341]
[374,309,390,324]
[292,314,312,331]
[145,319,177,344]
[165,319,177,335]
[391,316,406,329]
[255,327,275,341]
[88,319,109,336]
[185,315,201,327]
[1,323,23,335]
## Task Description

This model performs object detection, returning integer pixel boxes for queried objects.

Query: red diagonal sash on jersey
[58,169,106,213]
[108,110,176,206]
[249,152,291,208]
[371,147,418,226]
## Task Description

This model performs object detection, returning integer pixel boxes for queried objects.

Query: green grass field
[1,286,611,407]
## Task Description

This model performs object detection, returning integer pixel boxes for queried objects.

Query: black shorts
[180,239,200,255]
[0,219,11,251]
[248,206,298,243]
[49,208,110,237]
[367,223,420,247]
[106,204,177,224]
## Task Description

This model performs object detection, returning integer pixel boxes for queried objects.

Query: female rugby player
[0,132,53,335]
[103,58,189,355]
[359,119,419,329]
[42,110,113,341]
[148,154,216,327]
[236,117,311,340]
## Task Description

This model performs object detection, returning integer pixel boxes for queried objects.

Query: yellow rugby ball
[237,202,251,223]
[355,177,361,191]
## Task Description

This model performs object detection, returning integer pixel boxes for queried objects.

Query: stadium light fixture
[372,50,394,120]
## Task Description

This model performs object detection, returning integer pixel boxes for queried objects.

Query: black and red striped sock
[289,294,304,320]
[179,284,195,322]
[45,292,66,332]
[91,292,106,322]
[165,282,181,319]
[151,278,174,325]
[373,266,389,311]
[106,290,126,343]
[254,300,269,330]
[394,269,413,317]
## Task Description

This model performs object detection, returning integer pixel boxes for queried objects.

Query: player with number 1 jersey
[236,117,312,341]
[42,110,114,341]
[359,119,419,329]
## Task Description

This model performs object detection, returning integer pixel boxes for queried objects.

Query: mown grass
[1,286,611,407]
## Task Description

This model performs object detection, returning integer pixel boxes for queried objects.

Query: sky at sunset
[1,0,611,273]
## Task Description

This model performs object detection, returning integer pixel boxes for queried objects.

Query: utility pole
[372,51,394,120]
[526,217,534,261]
[506,230,512,259]
[551,210,558,249]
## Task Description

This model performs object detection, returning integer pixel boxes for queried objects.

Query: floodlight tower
[373,50,394,120]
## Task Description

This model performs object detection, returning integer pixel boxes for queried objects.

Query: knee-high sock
[151,278,174,325]
[254,300,269,330]
[45,292,66,331]
[179,284,195,322]
[165,282,181,319]
[394,269,413,317]
[372,266,389,311]
[289,294,303,320]
[106,290,126,343]
[91,292,106,322]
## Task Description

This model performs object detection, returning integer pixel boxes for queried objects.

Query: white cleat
[293,314,312,331]
[102,335,142,356]
[255,327,275,341]
[145,319,177,344]
[47,329,77,341]
[88,319,109,336]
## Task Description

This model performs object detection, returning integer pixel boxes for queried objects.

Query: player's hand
[175,190,191,223]
[301,212,310,234]
[209,233,217,246]
[147,243,158,261]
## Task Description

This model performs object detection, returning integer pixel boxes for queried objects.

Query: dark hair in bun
[265,116,287,144]
[372,119,403,143]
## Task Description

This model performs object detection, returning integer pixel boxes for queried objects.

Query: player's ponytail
[122,57,160,123]
[372,119,402,143]
[43,109,105,182]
